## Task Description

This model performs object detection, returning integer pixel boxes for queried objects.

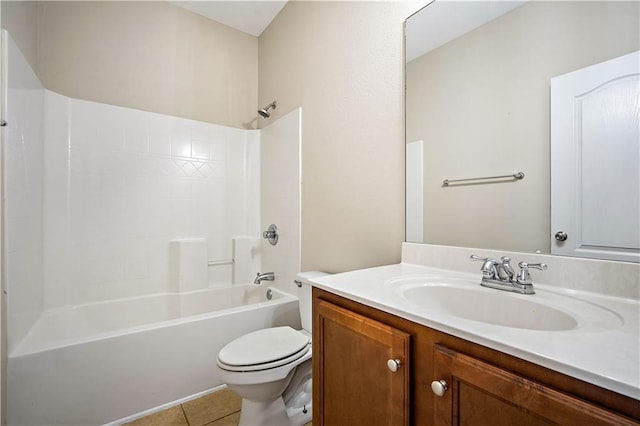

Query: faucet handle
[516,262,548,285]
[470,255,491,262]
[470,255,499,279]
[518,262,547,271]
[470,255,500,265]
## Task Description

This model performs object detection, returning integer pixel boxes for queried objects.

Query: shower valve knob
[262,224,279,246]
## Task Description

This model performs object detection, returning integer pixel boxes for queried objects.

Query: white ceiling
[406,1,527,62]
[170,1,526,55]
[170,1,288,37]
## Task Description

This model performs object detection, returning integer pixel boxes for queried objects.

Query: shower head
[258,101,277,118]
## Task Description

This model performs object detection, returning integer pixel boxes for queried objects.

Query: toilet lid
[218,326,310,368]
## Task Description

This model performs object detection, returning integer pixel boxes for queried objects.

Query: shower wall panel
[4,33,45,351]
[260,108,301,296]
[41,93,260,309]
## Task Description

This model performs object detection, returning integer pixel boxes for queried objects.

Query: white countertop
[310,262,640,400]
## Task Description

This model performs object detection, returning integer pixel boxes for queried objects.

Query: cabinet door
[314,300,410,426]
[433,345,638,426]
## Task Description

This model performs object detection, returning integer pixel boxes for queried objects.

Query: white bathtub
[7,285,301,426]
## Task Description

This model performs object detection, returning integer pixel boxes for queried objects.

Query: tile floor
[125,389,312,426]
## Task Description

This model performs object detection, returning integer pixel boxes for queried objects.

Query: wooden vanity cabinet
[433,344,637,426]
[313,299,410,425]
[312,287,640,426]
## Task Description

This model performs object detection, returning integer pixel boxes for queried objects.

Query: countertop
[309,262,640,400]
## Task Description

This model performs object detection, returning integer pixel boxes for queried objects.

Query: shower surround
[7,86,261,350]
[4,32,302,424]
[41,92,260,304]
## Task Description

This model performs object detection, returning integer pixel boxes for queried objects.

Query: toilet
[215,271,326,426]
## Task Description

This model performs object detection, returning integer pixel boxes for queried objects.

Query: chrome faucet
[254,271,275,285]
[470,255,547,295]
[495,256,515,281]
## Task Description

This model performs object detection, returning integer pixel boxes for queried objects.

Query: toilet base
[239,397,291,426]
[283,361,312,425]
[217,341,313,426]
[286,402,312,426]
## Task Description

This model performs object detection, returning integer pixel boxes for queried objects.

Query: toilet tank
[296,271,329,333]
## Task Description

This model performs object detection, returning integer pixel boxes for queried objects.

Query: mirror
[405,0,640,262]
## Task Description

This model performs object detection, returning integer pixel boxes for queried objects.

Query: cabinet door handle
[431,380,448,397]
[387,358,402,372]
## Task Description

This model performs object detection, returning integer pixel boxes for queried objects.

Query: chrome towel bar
[443,171,524,186]
[207,259,234,267]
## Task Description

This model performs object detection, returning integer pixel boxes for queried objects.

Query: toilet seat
[217,326,311,372]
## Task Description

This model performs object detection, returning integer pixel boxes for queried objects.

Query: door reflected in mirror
[405,0,639,262]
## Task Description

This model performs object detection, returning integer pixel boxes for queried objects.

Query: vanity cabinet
[312,287,640,426]
[433,344,636,426]
[314,299,410,425]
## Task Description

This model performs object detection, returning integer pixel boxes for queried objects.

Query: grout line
[201,410,241,426]
[180,404,191,426]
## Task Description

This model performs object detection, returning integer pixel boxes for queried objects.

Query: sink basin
[389,277,622,331]
[401,285,577,330]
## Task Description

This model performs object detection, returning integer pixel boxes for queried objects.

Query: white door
[551,51,639,262]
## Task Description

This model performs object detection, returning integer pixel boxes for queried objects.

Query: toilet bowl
[215,272,326,426]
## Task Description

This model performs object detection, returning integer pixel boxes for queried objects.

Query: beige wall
[1,1,38,73]
[259,1,421,273]
[2,0,425,273]
[406,1,639,253]
[32,1,258,128]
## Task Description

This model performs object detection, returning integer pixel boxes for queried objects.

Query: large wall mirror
[405,0,640,262]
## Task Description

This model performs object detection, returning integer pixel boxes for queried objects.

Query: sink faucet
[470,255,547,295]
[254,271,275,285]
[495,256,515,281]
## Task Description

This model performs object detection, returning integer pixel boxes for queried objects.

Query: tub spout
[254,272,275,285]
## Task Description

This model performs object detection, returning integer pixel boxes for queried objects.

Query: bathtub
[7,285,301,426]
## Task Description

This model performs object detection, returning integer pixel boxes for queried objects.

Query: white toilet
[215,272,326,426]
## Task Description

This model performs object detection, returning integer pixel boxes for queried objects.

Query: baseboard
[105,384,228,426]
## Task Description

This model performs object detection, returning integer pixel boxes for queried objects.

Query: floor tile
[124,405,188,426]
[206,411,241,426]
[182,389,242,426]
